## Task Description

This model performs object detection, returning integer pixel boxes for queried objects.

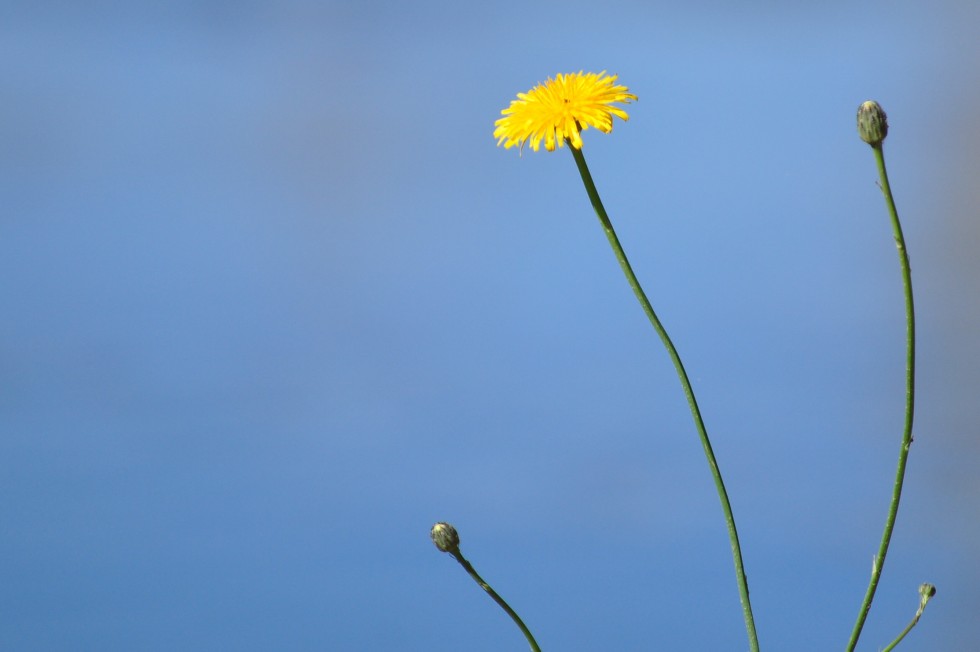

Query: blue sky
[2,1,979,649]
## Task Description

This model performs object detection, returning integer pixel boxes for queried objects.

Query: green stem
[880,619,916,652]
[569,145,759,652]
[451,550,541,652]
[845,143,916,652]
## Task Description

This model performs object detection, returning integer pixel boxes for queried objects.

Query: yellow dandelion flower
[494,71,636,153]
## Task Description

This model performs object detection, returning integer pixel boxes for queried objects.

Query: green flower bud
[430,522,460,553]
[857,101,888,146]
[918,583,936,600]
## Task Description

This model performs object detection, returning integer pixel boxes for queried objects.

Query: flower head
[494,71,636,153]
[857,100,888,146]
[430,522,460,553]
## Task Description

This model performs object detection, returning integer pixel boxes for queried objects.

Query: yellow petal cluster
[494,71,636,152]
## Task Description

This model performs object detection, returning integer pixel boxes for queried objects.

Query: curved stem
[451,550,541,652]
[569,145,759,652]
[845,143,916,651]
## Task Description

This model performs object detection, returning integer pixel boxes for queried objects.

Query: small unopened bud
[857,101,888,146]
[918,583,936,601]
[430,522,460,553]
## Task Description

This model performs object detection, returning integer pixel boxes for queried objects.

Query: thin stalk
[569,145,759,652]
[450,549,541,652]
[845,142,916,651]
[880,584,935,652]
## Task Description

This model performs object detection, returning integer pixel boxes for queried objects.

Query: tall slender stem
[845,143,916,651]
[569,145,759,652]
[451,550,541,652]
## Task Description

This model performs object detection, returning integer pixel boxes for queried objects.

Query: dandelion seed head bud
[919,583,936,600]
[857,101,888,146]
[430,522,460,553]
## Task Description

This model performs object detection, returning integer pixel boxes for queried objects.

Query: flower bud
[430,522,460,553]
[918,583,936,601]
[857,101,888,146]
